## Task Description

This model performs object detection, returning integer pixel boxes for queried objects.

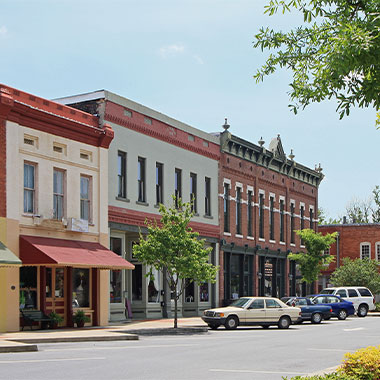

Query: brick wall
[319,224,380,274]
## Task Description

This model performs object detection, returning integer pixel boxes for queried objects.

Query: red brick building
[318,223,380,290]
[218,122,323,304]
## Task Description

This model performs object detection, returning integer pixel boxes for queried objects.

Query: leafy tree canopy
[330,257,380,294]
[254,1,380,123]
[289,229,337,283]
[132,197,218,328]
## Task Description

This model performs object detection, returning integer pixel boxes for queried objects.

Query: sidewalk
[0,317,207,353]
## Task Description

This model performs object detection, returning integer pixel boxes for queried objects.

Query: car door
[347,289,360,310]
[326,296,342,315]
[245,299,266,324]
[265,298,284,322]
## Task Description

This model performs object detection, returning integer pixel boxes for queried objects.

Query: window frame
[204,177,211,216]
[279,199,285,242]
[360,242,371,260]
[23,162,37,214]
[269,196,275,240]
[174,168,182,208]
[236,187,242,235]
[80,175,92,222]
[247,190,253,237]
[290,202,295,244]
[223,183,230,233]
[138,157,146,203]
[53,168,65,220]
[190,172,197,213]
[259,193,265,239]
[155,162,163,205]
[117,151,127,199]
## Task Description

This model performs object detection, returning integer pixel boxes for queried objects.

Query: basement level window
[188,135,195,142]
[24,138,35,146]
[144,117,152,125]
[203,140,209,147]
[124,109,132,118]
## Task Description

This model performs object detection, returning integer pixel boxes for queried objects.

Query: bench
[20,309,52,330]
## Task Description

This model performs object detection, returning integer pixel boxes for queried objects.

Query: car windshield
[230,298,251,308]
[321,289,335,294]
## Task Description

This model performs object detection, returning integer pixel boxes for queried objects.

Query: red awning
[20,235,134,270]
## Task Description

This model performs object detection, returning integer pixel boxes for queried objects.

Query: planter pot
[76,320,85,328]
[50,322,59,329]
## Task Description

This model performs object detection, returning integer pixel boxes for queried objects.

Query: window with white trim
[259,193,264,239]
[24,162,36,214]
[80,175,91,222]
[236,187,242,234]
[224,183,230,233]
[247,190,253,237]
[290,202,295,244]
[376,242,380,261]
[360,243,370,260]
[53,169,65,220]
[269,196,275,240]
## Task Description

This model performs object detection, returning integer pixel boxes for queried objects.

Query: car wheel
[278,316,290,329]
[357,304,368,318]
[338,309,348,320]
[208,324,219,330]
[261,325,270,329]
[311,312,322,324]
[225,316,238,330]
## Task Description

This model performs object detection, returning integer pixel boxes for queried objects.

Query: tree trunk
[174,294,178,328]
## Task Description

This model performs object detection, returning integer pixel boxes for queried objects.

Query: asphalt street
[1,316,379,380]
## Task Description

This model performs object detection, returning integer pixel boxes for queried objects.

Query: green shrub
[338,345,380,379]
[283,373,354,380]
[375,302,380,312]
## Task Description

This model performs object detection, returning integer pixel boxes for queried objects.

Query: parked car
[202,297,301,330]
[281,297,333,324]
[320,287,375,317]
[307,294,355,320]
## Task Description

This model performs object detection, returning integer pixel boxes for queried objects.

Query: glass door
[45,267,66,325]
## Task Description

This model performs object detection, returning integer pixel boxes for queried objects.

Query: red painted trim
[105,101,220,161]
[0,85,114,148]
[108,205,220,238]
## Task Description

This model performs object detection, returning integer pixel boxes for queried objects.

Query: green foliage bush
[284,345,380,380]
[338,345,380,379]
[375,302,380,312]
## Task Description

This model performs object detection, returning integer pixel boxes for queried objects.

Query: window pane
[80,177,89,199]
[72,269,90,308]
[199,282,209,302]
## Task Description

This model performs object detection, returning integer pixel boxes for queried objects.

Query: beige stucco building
[0,85,133,332]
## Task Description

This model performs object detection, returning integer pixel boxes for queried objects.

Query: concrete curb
[7,333,139,344]
[122,326,209,336]
[0,344,38,353]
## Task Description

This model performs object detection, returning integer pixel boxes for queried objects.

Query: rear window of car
[321,289,335,294]
[265,299,282,308]
[336,289,347,297]
[348,289,359,297]
[296,299,308,306]
[313,297,326,304]
[357,288,372,297]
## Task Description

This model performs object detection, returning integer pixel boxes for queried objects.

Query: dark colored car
[307,294,355,320]
[281,297,333,324]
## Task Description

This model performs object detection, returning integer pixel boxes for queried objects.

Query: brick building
[218,122,323,304]
[318,223,380,290]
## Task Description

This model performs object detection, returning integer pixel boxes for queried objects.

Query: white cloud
[0,26,7,37]
[193,55,204,65]
[159,44,185,58]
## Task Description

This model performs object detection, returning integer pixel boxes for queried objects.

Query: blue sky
[1,0,378,219]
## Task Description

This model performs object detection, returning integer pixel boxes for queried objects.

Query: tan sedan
[202,297,301,330]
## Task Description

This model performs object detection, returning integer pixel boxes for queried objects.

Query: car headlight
[214,312,224,317]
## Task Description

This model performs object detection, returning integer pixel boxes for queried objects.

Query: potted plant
[49,312,63,329]
[72,310,90,328]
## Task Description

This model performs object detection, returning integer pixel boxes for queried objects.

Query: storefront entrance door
[45,267,66,325]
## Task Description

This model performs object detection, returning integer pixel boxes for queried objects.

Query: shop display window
[199,282,209,302]
[185,279,194,303]
[147,266,160,303]
[110,270,122,303]
[20,267,37,309]
[132,264,142,301]
[72,268,89,308]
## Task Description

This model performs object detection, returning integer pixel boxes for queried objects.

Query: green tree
[254,1,380,123]
[330,257,380,294]
[318,207,342,225]
[132,198,218,328]
[288,229,337,288]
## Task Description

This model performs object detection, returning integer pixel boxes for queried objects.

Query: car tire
[278,316,291,329]
[338,309,348,320]
[225,316,238,330]
[208,324,219,330]
[311,312,322,324]
[357,304,368,318]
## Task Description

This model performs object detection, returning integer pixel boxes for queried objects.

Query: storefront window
[243,255,253,296]
[46,268,52,298]
[264,259,273,297]
[132,264,142,301]
[72,269,89,308]
[55,268,64,298]
[199,282,209,302]
[20,267,37,309]
[147,266,160,303]
[110,237,123,304]
[185,279,194,303]
[110,271,122,303]
[230,254,240,299]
